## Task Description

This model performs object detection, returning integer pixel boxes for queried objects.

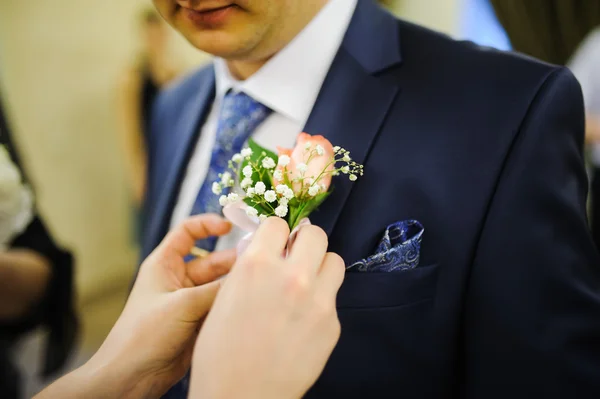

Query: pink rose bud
[275,133,335,196]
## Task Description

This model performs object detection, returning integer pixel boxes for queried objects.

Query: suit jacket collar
[344,0,402,74]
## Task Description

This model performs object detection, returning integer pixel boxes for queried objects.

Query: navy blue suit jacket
[141,1,600,397]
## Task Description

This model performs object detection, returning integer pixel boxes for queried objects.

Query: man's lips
[181,4,238,26]
[194,4,234,13]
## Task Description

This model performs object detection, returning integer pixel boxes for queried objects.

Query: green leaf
[285,191,331,230]
[287,203,304,229]
[243,197,273,216]
[250,138,278,163]
[301,191,331,216]
[240,138,279,189]
[287,197,300,208]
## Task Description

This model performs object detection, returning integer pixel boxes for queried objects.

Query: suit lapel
[305,0,402,235]
[146,0,403,250]
[145,71,216,254]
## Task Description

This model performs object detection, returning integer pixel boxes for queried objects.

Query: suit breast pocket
[337,263,440,309]
[308,263,442,398]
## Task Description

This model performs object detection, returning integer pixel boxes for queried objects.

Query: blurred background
[1,0,599,397]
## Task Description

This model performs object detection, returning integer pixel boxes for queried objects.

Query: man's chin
[183,32,256,60]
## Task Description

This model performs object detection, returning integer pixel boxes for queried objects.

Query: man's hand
[191,217,345,399]
[84,214,236,398]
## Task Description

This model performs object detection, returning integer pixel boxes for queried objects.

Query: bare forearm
[0,250,51,320]
[35,362,136,399]
[35,365,101,399]
[585,115,600,143]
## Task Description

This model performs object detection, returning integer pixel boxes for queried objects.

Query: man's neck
[226,59,268,81]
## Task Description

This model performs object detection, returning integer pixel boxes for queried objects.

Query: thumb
[175,281,221,322]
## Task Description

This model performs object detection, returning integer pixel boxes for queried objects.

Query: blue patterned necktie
[190,91,272,251]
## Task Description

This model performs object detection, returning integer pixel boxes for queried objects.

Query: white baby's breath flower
[315,145,324,156]
[273,170,283,181]
[227,193,239,202]
[349,174,357,181]
[283,187,295,200]
[242,165,253,178]
[320,184,327,192]
[276,184,288,194]
[246,207,258,218]
[278,155,291,167]
[221,172,232,186]
[343,153,351,162]
[275,204,288,218]
[241,148,253,158]
[262,157,276,169]
[259,214,268,222]
[333,146,341,152]
[308,185,320,197]
[246,187,255,197]
[341,166,350,174]
[264,190,277,202]
[279,198,289,207]
[304,142,312,151]
[212,182,222,195]
[241,177,253,189]
[254,182,266,195]
[219,195,229,206]
[297,163,308,174]
[232,153,243,163]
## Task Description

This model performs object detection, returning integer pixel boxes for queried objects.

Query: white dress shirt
[169,0,358,250]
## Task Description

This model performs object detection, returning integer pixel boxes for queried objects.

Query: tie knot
[221,91,271,122]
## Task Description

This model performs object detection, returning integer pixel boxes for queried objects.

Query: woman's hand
[35,216,345,399]
[72,214,235,399]
[191,217,345,399]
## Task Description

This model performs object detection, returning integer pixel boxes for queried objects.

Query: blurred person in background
[116,7,182,244]
[0,92,78,399]
[568,26,600,251]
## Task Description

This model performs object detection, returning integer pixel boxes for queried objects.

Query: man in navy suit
[142,0,600,397]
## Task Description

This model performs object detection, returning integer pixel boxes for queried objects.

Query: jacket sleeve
[463,67,600,398]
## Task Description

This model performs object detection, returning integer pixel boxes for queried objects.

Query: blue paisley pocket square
[346,220,424,272]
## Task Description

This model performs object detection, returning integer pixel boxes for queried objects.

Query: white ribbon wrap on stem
[222,200,311,257]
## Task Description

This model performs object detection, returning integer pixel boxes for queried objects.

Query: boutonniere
[0,145,34,249]
[212,133,363,254]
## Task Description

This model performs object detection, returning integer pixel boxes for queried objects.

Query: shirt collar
[214,0,358,125]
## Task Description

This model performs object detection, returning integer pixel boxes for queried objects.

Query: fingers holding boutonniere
[158,213,232,258]
[246,216,291,257]
[315,252,345,297]
[140,214,233,290]
[287,224,329,275]
[186,248,237,286]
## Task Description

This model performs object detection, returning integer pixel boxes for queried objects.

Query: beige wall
[392,0,460,36]
[0,0,209,302]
